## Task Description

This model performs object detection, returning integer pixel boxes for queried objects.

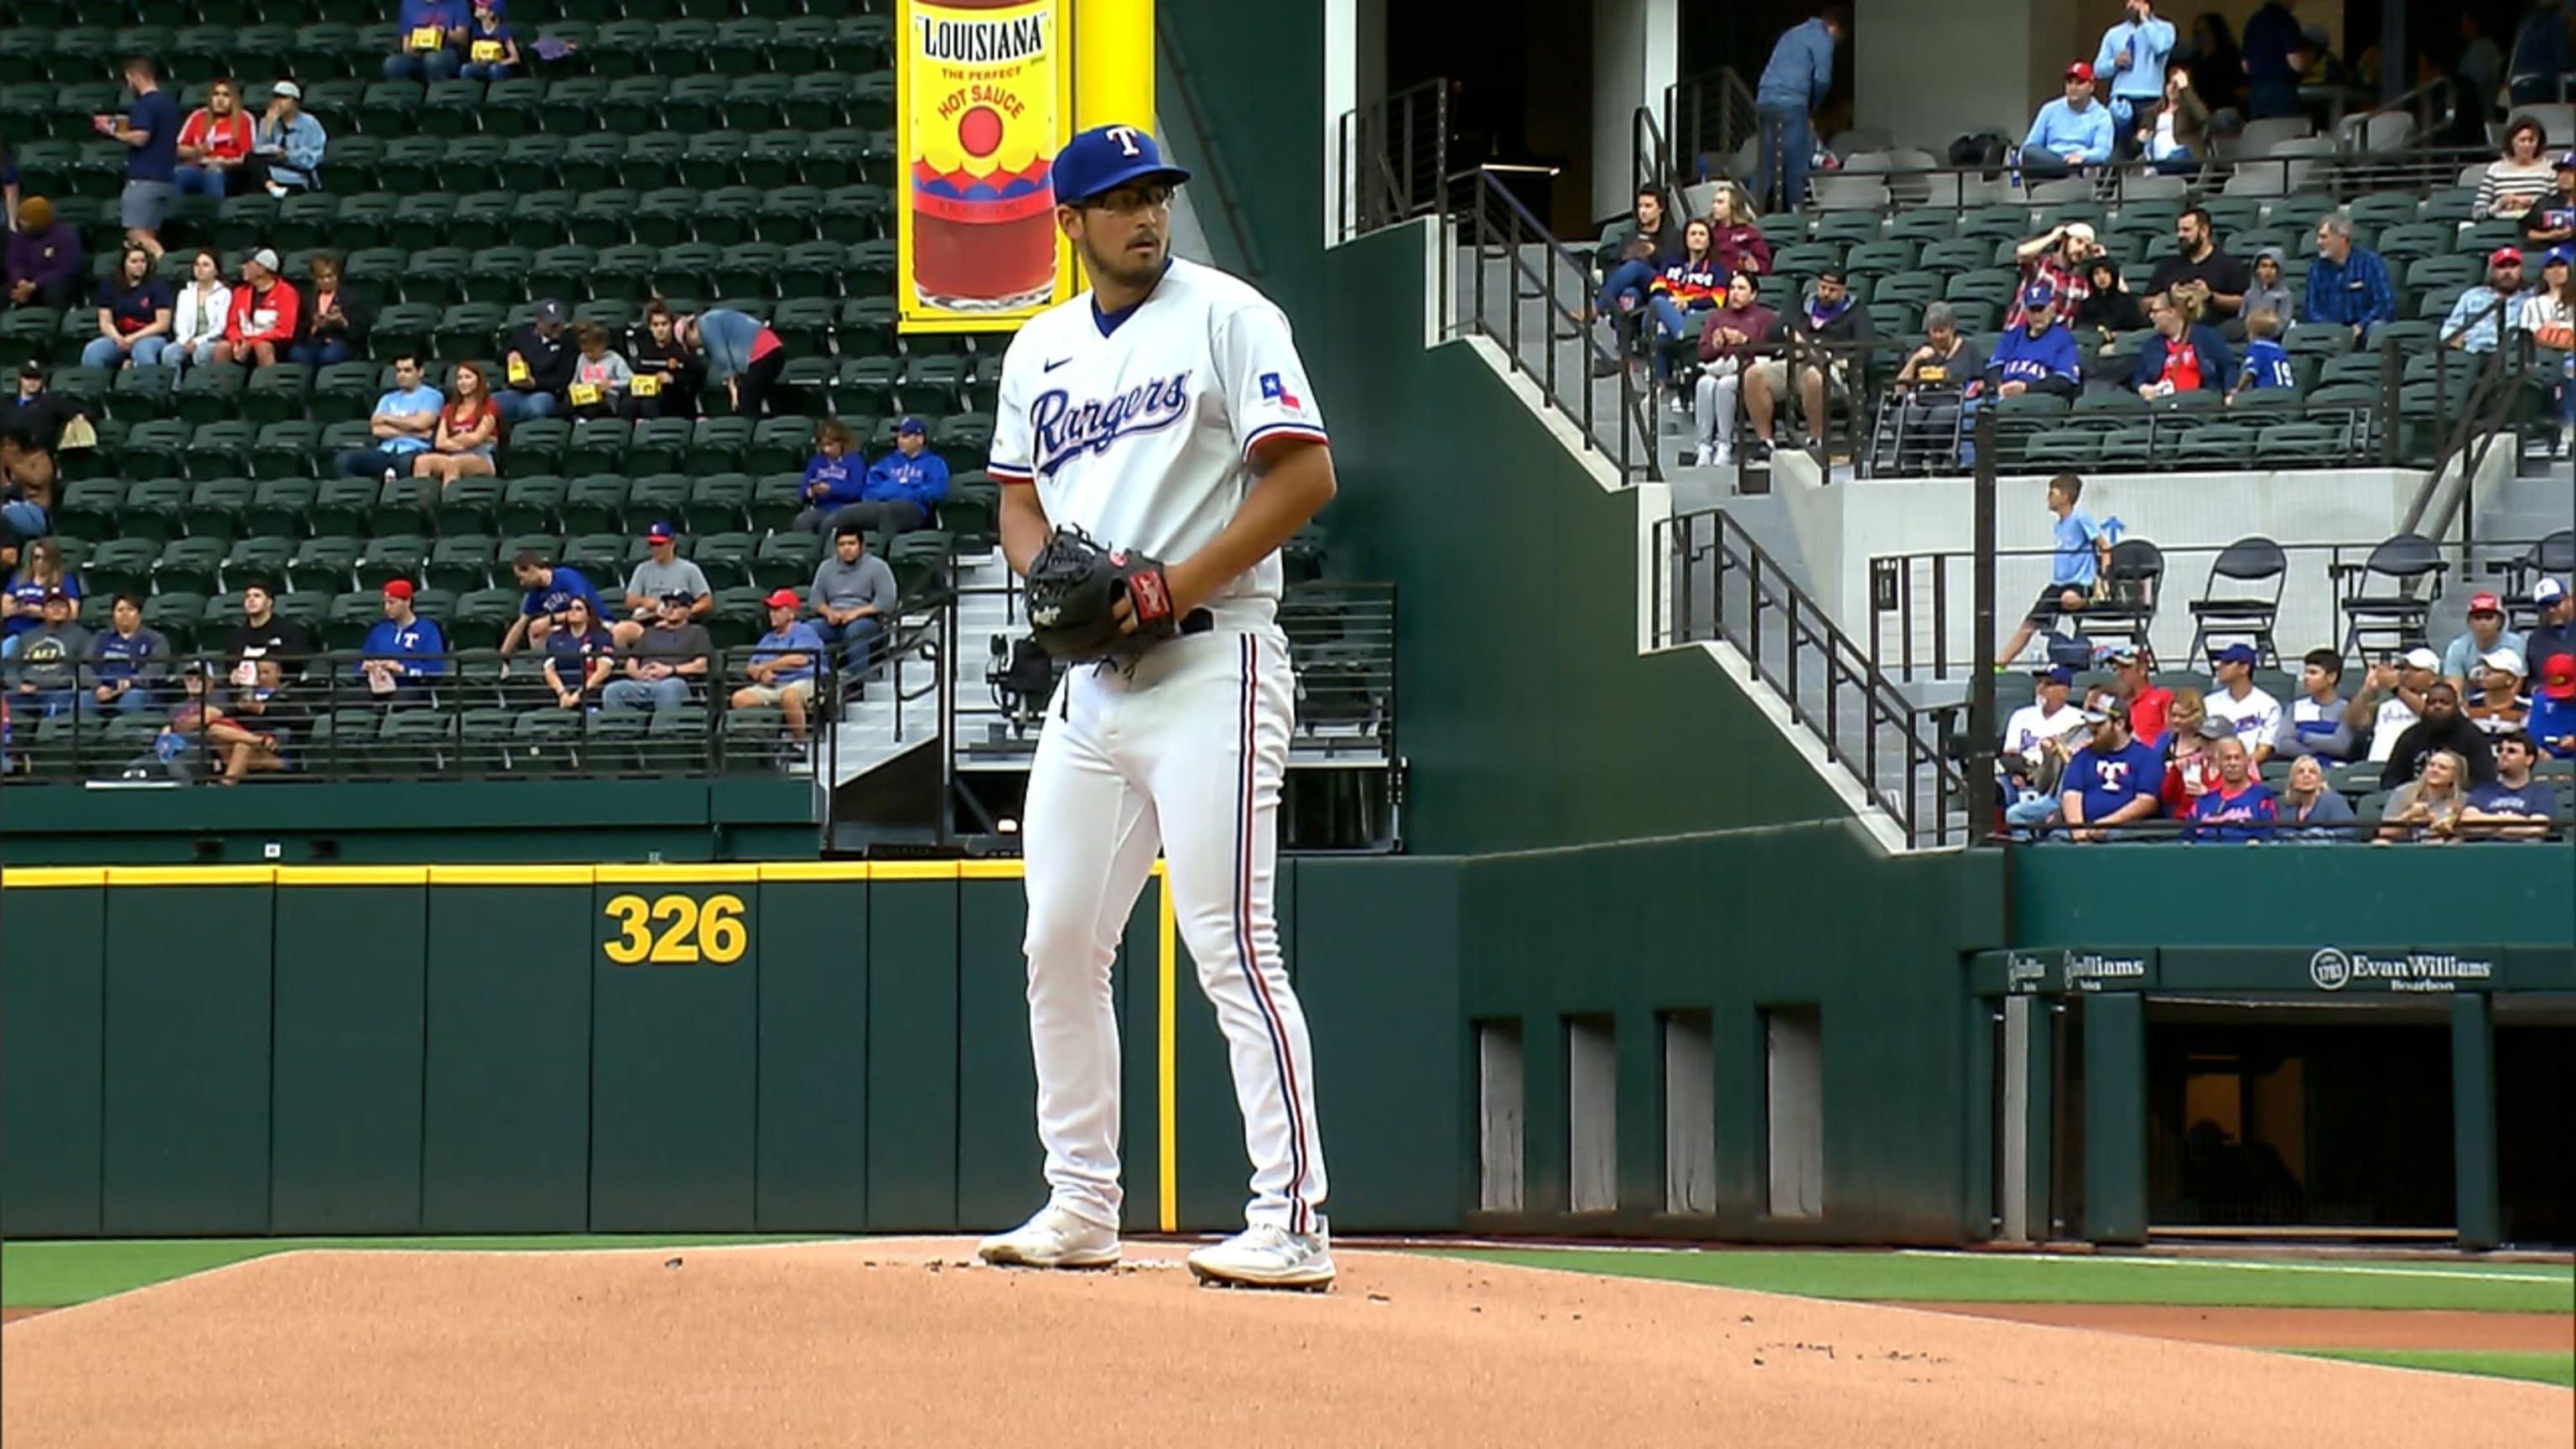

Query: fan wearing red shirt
[174,78,256,200]
[215,247,301,367]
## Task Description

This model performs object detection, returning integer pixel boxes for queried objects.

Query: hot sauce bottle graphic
[907,0,1060,313]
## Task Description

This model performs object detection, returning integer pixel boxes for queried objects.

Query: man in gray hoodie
[7,588,91,717]
[808,523,897,680]
[2240,247,2295,332]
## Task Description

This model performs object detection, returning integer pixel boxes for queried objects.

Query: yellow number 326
[603,892,748,965]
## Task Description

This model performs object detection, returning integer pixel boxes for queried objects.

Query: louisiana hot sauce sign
[896,0,1074,332]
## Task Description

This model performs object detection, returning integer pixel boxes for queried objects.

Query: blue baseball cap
[2211,642,2257,667]
[2035,664,2075,686]
[895,415,927,435]
[1051,123,1191,208]
[2022,284,2058,310]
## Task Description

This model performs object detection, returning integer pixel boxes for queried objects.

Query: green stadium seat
[428,534,501,592]
[710,18,776,74]
[619,131,688,190]
[552,132,626,193]
[368,303,440,363]
[801,127,868,188]
[839,297,896,356]
[171,361,246,427]
[558,475,631,535]
[55,479,125,544]
[627,472,693,527]
[285,538,359,595]
[143,593,205,653]
[598,75,673,135]
[688,416,756,474]
[82,539,161,599]
[750,530,819,589]
[686,473,755,534]
[452,589,524,649]
[497,476,569,534]
[182,477,257,543]
[565,418,633,476]
[692,532,758,589]
[242,478,316,538]
[112,475,190,543]
[121,418,193,476]
[103,364,175,423]
[541,75,606,134]
[562,532,631,586]
[834,356,900,413]
[625,418,695,475]
[506,419,571,472]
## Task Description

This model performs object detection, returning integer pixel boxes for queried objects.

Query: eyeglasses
[1083,185,1173,216]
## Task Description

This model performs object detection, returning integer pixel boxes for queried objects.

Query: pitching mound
[3,1239,2566,1448]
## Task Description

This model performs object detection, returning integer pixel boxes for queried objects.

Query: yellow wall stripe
[594,863,764,885]
[275,866,431,886]
[101,865,278,886]
[424,865,595,886]
[754,861,877,882]
[0,866,107,887]
[866,860,960,881]
[0,858,1098,889]
[1158,867,1179,1235]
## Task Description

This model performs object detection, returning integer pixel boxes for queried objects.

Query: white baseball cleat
[1186,1223,1337,1290]
[976,1205,1120,1269]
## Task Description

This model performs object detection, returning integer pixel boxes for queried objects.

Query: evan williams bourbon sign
[897,0,1074,331]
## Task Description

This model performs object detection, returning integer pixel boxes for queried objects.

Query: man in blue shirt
[335,353,446,478]
[732,587,829,746]
[2303,215,2397,342]
[2000,471,2111,667]
[2464,732,2560,838]
[1984,288,2083,400]
[357,579,448,703]
[1753,6,1846,215]
[830,415,951,540]
[2095,1,2178,153]
[246,82,327,195]
[387,0,467,82]
[96,56,179,259]
[2022,62,2116,179]
[2508,0,2574,107]
[2439,248,2529,355]
[2241,0,2304,119]
[501,551,606,658]
[2057,703,2165,842]
[82,593,170,718]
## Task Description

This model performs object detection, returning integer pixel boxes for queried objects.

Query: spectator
[150,662,277,785]
[2344,645,2442,764]
[2466,648,2533,735]
[1691,272,1781,471]
[2476,116,2558,221]
[2134,290,2233,398]
[2241,0,2303,120]
[2180,12,2245,119]
[387,0,467,83]
[791,418,865,532]
[83,593,169,719]
[0,140,15,233]
[2002,662,2090,808]
[2096,2,2179,153]
[2526,578,2574,680]
[2507,2,2574,107]
[2379,748,2473,842]
[356,579,445,704]
[1997,471,2111,667]
[564,321,632,421]
[413,359,500,491]
[2467,731,2561,838]
[2381,680,2500,788]
[2229,309,2295,401]
[1753,7,1846,214]
[2139,64,2210,174]
[2523,153,2576,261]
[2441,248,2531,354]
[291,252,368,368]
[626,300,696,418]
[3,538,77,643]
[460,0,521,82]
[808,523,898,678]
[1645,219,1727,384]
[603,591,712,713]
[2148,206,2251,335]
[2100,643,2173,745]
[2304,216,2397,343]
[496,299,572,422]
[335,352,444,479]
[243,81,325,197]
[1988,287,2091,409]
[2187,735,2278,840]
[2533,651,2576,757]
[1886,299,1980,470]
[2058,699,2166,842]
[616,521,711,650]
[1742,266,1872,459]
[2277,754,2358,839]
[500,550,606,657]
[2010,223,2100,327]
[174,77,255,200]
[1589,187,1680,356]
[1,362,76,518]
[2241,247,2294,325]
[2457,14,2507,133]
[223,655,306,780]
[81,242,173,372]
[218,580,314,683]
[1705,183,1771,279]
[2526,251,2575,449]
[2161,711,2228,818]
[2071,259,2144,382]
[677,308,787,417]
[92,56,179,259]
[169,249,231,378]
[2204,641,2282,761]
[5,589,89,716]
[732,587,828,744]
[2272,647,2355,760]
[542,595,614,710]
[2444,591,2527,686]
[5,195,80,309]
[2020,61,2116,180]
[214,248,300,367]
[836,416,950,540]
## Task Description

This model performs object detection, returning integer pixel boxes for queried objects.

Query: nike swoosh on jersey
[1043,357,1072,372]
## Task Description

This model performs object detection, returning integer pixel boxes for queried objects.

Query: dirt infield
[3,1240,2567,1449]
[1890,1302,2576,1351]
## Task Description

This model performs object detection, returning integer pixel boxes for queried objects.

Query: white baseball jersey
[987,257,1327,630]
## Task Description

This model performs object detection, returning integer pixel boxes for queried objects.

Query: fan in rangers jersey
[973,123,1340,1290]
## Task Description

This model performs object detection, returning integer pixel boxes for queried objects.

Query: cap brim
[1061,162,1191,205]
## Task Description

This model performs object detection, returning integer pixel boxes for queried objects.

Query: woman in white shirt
[169,249,232,380]
[2473,116,2557,219]
[2526,250,2575,448]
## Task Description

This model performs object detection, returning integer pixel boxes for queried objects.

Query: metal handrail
[1452,166,1661,482]
[1632,104,1673,206]
[1654,505,1966,847]
[2403,291,2539,552]
[1335,78,1449,242]
[1663,67,1758,189]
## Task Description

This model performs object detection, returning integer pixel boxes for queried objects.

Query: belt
[1181,608,1214,635]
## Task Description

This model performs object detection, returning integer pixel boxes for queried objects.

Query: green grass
[2289,1348,2575,1388]
[1428,1248,2576,1314]
[3,1236,840,1308]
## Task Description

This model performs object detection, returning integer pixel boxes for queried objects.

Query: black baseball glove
[1023,525,1182,667]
